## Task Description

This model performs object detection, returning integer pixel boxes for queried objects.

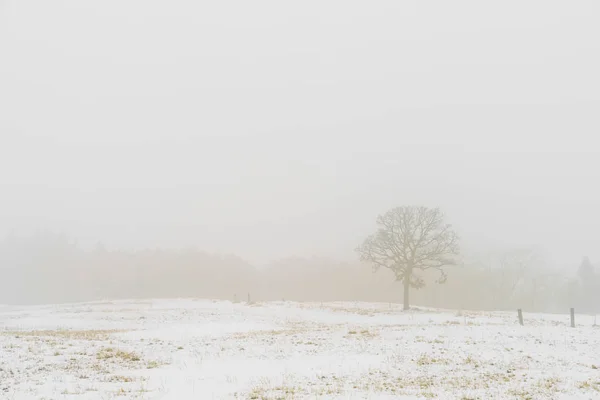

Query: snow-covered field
[1,299,599,399]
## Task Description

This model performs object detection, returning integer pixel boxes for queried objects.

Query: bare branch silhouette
[356,206,460,310]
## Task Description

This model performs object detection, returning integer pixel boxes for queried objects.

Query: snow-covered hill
[1,299,599,399]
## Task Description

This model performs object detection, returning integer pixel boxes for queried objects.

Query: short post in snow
[517,309,524,326]
[570,308,575,328]
[247,293,251,304]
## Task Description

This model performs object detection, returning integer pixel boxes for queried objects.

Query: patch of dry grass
[415,354,451,366]
[346,328,379,338]
[2,329,127,341]
[577,379,600,392]
[230,328,303,339]
[96,347,141,362]
[106,375,136,383]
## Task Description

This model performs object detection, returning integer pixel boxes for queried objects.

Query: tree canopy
[356,206,460,309]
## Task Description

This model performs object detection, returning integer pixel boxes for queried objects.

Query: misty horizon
[2,1,600,268]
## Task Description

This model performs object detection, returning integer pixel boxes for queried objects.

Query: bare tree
[356,206,460,310]
[577,256,599,313]
[491,248,538,309]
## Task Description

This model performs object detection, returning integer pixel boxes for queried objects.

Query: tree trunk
[403,278,410,310]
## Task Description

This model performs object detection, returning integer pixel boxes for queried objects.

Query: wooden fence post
[517,309,524,326]
[570,308,575,328]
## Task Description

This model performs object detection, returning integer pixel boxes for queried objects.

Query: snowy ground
[1,299,599,399]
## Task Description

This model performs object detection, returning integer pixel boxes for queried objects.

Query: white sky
[1,1,599,267]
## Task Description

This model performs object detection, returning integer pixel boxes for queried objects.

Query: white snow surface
[1,299,599,399]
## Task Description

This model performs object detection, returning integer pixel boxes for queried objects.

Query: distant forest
[0,232,597,314]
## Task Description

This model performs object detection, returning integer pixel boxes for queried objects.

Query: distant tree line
[0,217,596,314]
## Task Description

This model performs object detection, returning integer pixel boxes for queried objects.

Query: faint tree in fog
[577,256,599,313]
[578,256,595,282]
[356,206,460,310]
[487,248,538,310]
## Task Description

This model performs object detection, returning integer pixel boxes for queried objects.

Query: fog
[1,1,599,309]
